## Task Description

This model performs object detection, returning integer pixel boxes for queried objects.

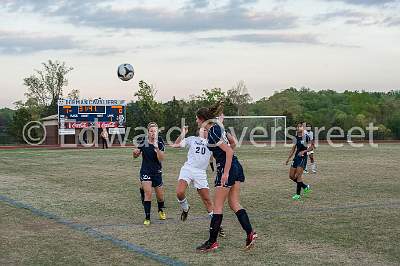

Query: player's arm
[299,140,314,156]
[155,147,165,161]
[169,126,188,148]
[285,144,296,165]
[226,132,237,150]
[154,139,165,161]
[132,138,143,158]
[133,147,141,158]
[219,143,234,186]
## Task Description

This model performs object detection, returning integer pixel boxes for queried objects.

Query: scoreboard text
[58,99,126,129]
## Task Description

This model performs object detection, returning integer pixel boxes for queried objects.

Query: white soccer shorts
[178,166,209,190]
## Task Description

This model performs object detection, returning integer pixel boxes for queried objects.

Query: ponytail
[196,100,224,122]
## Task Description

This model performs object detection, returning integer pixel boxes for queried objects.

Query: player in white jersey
[170,126,214,221]
[303,122,317,174]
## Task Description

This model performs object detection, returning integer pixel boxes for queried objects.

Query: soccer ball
[117,64,134,81]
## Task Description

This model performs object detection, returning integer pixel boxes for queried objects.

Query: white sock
[208,211,213,218]
[312,163,317,171]
[178,198,189,212]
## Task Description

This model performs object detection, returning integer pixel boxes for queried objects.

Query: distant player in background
[133,122,166,225]
[302,122,317,174]
[101,126,109,149]
[286,123,314,200]
[195,101,257,252]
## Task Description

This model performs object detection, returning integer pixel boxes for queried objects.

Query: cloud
[314,9,400,27]
[3,0,298,32]
[323,0,398,6]
[0,30,127,55]
[0,30,80,54]
[187,0,210,9]
[315,9,367,20]
[200,32,321,44]
[383,16,400,26]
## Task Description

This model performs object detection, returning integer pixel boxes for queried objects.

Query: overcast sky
[0,0,399,108]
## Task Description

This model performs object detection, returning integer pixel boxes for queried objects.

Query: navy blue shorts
[215,160,245,188]
[140,173,163,188]
[291,155,307,170]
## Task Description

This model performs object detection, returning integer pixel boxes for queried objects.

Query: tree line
[0,60,399,144]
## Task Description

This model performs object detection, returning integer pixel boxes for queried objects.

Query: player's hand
[299,151,306,156]
[133,149,141,157]
[220,173,229,187]
[168,143,179,148]
[153,135,159,149]
[182,126,188,136]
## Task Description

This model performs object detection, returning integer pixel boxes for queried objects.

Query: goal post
[221,115,287,146]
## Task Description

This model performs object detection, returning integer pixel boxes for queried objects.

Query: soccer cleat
[245,231,258,250]
[196,240,219,252]
[158,210,166,220]
[303,185,312,196]
[180,207,190,221]
[218,226,226,237]
[303,169,308,174]
[292,194,301,200]
[143,219,151,226]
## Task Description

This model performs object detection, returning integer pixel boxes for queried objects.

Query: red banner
[65,122,118,128]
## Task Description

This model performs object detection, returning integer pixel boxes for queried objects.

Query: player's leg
[153,181,167,220]
[228,181,257,250]
[196,187,229,252]
[289,164,300,199]
[289,167,297,181]
[290,157,302,200]
[194,172,226,236]
[309,152,317,173]
[139,185,145,205]
[197,188,213,215]
[209,158,215,172]
[142,180,152,225]
[295,164,311,197]
[193,172,213,215]
[176,179,190,221]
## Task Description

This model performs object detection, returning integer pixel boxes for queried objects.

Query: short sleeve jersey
[180,136,212,170]
[137,136,165,175]
[207,124,237,165]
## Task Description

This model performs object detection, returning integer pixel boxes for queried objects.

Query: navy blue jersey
[207,123,237,165]
[137,136,165,175]
[294,134,310,157]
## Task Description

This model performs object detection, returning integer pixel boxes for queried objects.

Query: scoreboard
[58,99,126,129]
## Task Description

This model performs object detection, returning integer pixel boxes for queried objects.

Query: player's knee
[204,197,212,207]
[214,206,223,213]
[144,191,152,200]
[228,198,241,212]
[229,202,241,212]
[176,190,185,200]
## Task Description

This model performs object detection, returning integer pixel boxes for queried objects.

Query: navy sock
[298,181,307,189]
[144,201,151,220]
[296,182,302,195]
[235,209,253,235]
[209,214,223,243]
[157,201,165,212]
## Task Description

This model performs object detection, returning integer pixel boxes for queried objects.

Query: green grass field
[1,144,400,265]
